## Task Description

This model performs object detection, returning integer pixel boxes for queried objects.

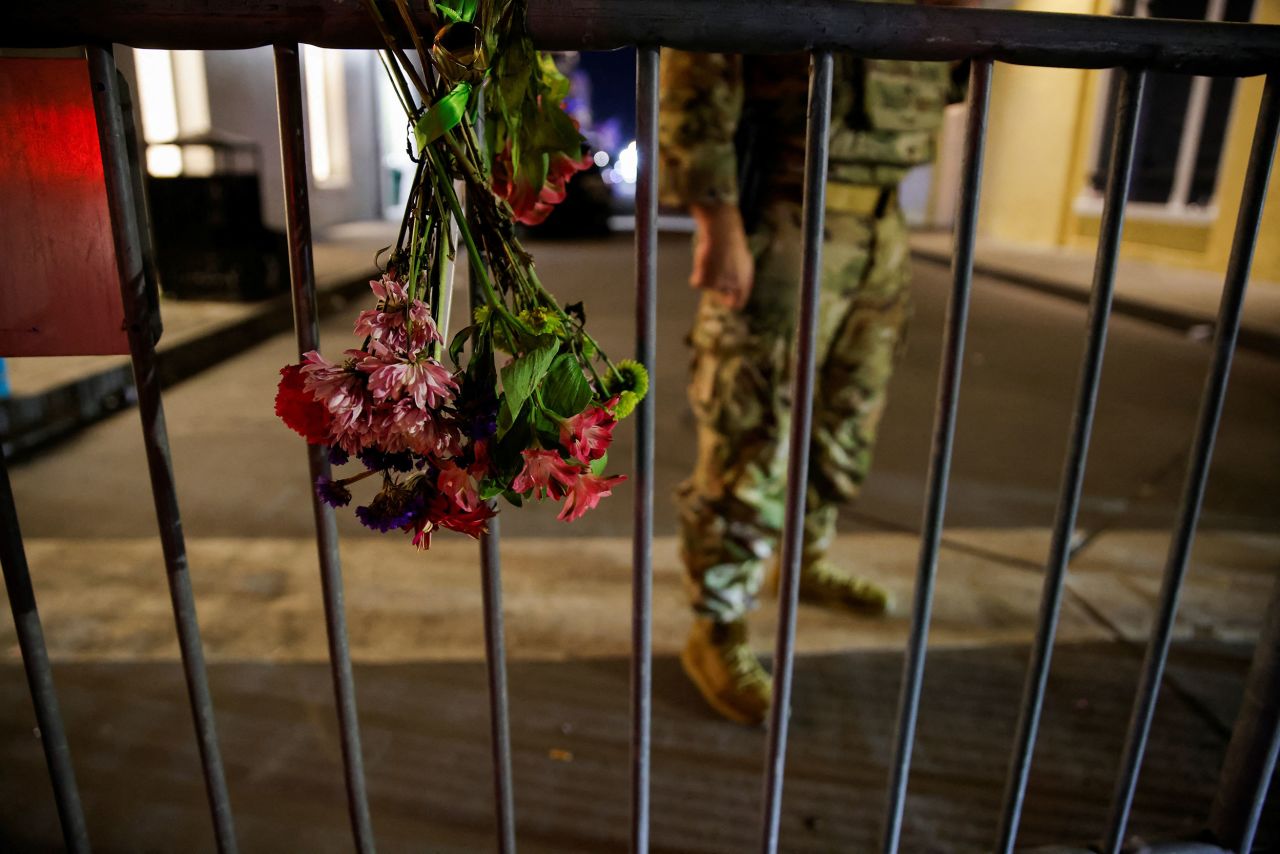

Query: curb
[911,247,1280,360]
[0,274,375,460]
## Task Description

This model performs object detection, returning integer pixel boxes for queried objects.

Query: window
[302,45,352,188]
[1087,0,1254,215]
[132,49,212,177]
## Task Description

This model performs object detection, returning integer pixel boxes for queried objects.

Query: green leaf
[531,100,583,153]
[537,53,571,103]
[499,340,558,428]
[532,407,563,450]
[496,392,524,439]
[590,452,609,476]
[494,408,533,474]
[449,324,475,368]
[540,352,593,419]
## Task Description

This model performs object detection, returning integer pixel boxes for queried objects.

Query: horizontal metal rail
[3,0,1279,75]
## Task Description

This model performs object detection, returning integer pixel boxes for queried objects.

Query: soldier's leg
[677,294,789,624]
[677,200,797,725]
[801,197,911,610]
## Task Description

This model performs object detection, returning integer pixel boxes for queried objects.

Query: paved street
[8,231,1280,540]
[3,232,1279,852]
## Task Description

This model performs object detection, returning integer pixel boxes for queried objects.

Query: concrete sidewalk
[910,230,1280,357]
[4,527,1275,850]
[0,222,396,456]
[9,528,1276,725]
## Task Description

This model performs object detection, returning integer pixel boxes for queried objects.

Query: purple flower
[328,446,350,466]
[358,447,413,472]
[354,482,421,532]
[315,475,352,508]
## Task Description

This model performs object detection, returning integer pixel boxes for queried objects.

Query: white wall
[122,46,384,234]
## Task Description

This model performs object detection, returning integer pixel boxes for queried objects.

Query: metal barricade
[2,1,1279,852]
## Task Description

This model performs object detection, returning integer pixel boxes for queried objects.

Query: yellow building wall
[978,0,1280,283]
[1203,0,1280,281]
[975,0,1096,246]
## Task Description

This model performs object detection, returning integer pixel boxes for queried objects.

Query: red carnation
[275,363,332,445]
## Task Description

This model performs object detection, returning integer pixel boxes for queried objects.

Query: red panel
[0,56,129,357]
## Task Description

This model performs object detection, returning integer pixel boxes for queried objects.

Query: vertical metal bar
[880,57,992,854]
[466,137,517,851]
[995,68,1146,854]
[0,452,90,853]
[1210,573,1280,853]
[272,43,376,854]
[759,49,833,854]
[480,514,517,854]
[1104,73,1280,853]
[87,44,238,854]
[630,44,658,854]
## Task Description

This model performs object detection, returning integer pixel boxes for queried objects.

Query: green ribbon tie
[414,82,473,152]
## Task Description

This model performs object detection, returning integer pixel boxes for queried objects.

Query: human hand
[690,203,755,310]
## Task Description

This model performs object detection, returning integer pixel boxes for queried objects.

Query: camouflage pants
[677,192,911,623]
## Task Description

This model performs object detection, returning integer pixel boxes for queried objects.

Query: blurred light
[133,49,210,177]
[592,149,610,168]
[133,49,179,143]
[146,143,183,177]
[183,144,215,177]
[615,140,637,184]
[303,46,352,187]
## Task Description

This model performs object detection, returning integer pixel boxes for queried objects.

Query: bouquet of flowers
[275,0,647,549]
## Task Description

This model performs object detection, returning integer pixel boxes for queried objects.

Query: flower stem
[426,146,526,332]
[339,468,380,487]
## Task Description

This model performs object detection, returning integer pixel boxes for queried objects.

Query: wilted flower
[315,475,353,508]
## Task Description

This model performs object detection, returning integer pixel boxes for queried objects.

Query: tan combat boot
[767,558,893,615]
[680,617,772,726]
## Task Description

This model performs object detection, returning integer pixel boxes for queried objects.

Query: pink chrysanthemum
[365,357,458,410]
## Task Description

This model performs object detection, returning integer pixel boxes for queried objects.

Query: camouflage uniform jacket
[659,50,951,208]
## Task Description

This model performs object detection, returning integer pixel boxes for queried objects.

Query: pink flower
[301,351,368,433]
[437,462,481,511]
[560,403,617,463]
[408,301,441,352]
[366,358,458,410]
[557,471,626,522]
[353,307,406,348]
[510,449,578,500]
[370,273,408,305]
